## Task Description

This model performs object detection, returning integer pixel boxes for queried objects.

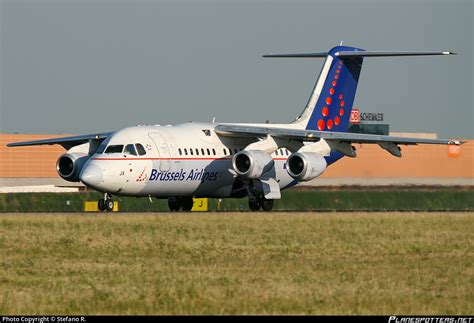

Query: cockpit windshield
[95,138,147,156]
[124,144,137,156]
[136,144,146,156]
[96,144,106,154]
[104,145,124,154]
[95,137,111,154]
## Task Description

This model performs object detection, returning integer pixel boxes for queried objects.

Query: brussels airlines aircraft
[8,46,463,211]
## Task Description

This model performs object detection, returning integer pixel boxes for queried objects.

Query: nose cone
[80,164,103,188]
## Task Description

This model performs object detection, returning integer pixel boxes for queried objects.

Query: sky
[0,0,472,139]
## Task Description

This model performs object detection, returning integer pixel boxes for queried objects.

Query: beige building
[1,134,472,188]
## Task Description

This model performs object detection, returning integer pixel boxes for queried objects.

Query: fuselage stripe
[92,157,288,161]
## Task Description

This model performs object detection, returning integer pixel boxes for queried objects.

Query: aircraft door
[148,132,171,172]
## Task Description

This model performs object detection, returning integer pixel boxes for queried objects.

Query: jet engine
[287,152,327,181]
[56,153,89,182]
[232,150,274,179]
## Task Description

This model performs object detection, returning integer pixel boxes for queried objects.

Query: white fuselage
[81,122,297,198]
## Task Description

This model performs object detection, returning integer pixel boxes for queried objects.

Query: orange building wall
[1,134,473,179]
[1,134,68,178]
[320,141,473,178]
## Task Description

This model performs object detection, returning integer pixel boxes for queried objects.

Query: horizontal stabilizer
[263,52,328,58]
[336,51,456,57]
[263,50,456,59]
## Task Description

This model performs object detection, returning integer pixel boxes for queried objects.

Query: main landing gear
[98,193,115,212]
[249,197,274,212]
[168,196,194,212]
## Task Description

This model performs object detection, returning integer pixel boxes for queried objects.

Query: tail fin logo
[316,61,350,130]
[305,46,364,132]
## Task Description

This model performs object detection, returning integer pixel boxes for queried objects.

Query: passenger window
[178,148,182,156]
[105,145,124,154]
[201,148,205,155]
[190,149,193,156]
[275,150,279,156]
[184,148,188,155]
[212,148,216,156]
[195,148,199,156]
[207,148,210,155]
[223,148,227,155]
[124,144,137,156]
[136,144,146,156]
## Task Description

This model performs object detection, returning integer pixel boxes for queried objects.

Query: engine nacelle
[56,153,89,182]
[287,152,327,181]
[232,150,274,179]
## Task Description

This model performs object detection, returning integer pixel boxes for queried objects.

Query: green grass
[1,189,473,212]
[0,212,472,314]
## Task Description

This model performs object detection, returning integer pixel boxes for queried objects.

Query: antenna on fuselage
[212,117,216,123]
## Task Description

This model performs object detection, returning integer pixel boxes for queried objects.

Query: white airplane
[8,45,463,212]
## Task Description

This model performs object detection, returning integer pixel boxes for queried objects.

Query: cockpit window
[124,144,137,156]
[105,145,124,154]
[96,144,106,154]
[95,137,112,154]
[136,144,146,156]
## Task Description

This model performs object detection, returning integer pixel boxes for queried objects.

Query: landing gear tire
[105,199,115,212]
[261,199,274,212]
[181,197,194,212]
[249,199,261,212]
[168,197,181,212]
[98,199,106,211]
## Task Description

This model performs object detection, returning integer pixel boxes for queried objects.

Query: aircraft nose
[80,164,103,188]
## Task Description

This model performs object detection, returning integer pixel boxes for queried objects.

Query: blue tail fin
[300,46,364,132]
[263,45,455,165]
[265,45,454,132]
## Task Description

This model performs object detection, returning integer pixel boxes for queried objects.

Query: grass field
[0,212,472,315]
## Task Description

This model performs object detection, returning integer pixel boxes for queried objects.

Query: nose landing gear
[98,193,115,212]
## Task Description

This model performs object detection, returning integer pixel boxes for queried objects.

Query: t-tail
[264,46,456,132]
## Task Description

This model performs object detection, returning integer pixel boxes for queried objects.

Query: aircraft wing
[215,124,463,146]
[7,132,113,150]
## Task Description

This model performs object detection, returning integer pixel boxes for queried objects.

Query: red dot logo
[335,74,339,79]
[339,94,344,100]
[317,119,325,130]
[332,81,337,86]
[322,107,329,117]
[327,119,333,130]
[334,116,340,125]
[339,109,344,116]
[326,97,332,105]
[336,70,340,74]
[329,88,334,95]
[340,101,345,107]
